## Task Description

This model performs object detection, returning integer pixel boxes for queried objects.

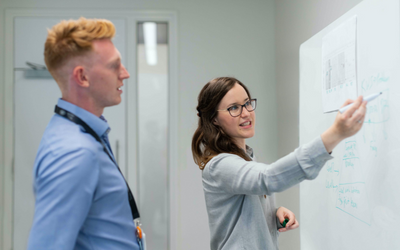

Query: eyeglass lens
[229,99,256,117]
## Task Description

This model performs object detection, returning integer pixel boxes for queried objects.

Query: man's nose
[120,64,130,79]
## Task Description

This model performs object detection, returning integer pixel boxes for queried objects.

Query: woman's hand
[276,206,299,233]
[321,96,367,153]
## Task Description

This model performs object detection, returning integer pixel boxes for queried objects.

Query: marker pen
[339,92,382,113]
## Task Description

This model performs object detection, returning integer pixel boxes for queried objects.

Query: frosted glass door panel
[137,22,169,250]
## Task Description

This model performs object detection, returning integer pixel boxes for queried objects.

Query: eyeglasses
[217,99,257,117]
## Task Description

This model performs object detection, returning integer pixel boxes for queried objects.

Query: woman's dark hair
[191,77,252,170]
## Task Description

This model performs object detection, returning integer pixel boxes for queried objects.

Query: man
[28,17,140,249]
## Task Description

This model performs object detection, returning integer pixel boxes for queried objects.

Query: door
[137,22,169,249]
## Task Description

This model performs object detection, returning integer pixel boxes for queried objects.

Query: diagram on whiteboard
[325,79,390,226]
[322,16,357,113]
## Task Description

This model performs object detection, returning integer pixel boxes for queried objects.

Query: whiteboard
[299,0,400,249]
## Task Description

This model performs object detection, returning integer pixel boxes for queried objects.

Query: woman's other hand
[276,206,299,232]
[321,96,367,153]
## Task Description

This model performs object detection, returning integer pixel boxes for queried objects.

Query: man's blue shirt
[28,99,139,250]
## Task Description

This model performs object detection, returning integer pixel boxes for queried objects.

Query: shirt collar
[245,145,254,159]
[57,99,110,137]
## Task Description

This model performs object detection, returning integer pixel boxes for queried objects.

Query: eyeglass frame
[216,98,257,117]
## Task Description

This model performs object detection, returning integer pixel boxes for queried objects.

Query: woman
[191,77,366,250]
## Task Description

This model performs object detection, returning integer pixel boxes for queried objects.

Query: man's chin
[105,99,122,108]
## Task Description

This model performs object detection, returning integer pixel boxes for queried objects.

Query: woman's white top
[202,136,333,250]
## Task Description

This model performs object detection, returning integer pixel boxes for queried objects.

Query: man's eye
[111,62,121,69]
[228,105,239,111]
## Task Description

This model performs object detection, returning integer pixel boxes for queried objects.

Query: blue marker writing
[339,92,382,113]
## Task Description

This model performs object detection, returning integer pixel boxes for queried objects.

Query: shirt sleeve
[206,136,333,195]
[28,147,99,250]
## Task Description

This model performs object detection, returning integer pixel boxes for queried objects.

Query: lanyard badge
[135,219,146,250]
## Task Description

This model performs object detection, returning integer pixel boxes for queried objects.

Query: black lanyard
[54,105,140,220]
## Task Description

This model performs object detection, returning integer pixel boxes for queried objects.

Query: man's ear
[72,66,89,88]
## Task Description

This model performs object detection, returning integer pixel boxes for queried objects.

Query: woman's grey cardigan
[202,136,333,250]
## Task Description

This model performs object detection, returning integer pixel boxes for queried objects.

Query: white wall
[0,0,277,249]
[274,1,363,249]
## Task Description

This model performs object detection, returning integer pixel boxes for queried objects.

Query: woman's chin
[244,132,255,139]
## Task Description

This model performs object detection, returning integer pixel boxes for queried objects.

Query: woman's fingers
[285,214,296,227]
[287,219,299,230]
[276,206,301,233]
[321,96,368,160]
[342,96,363,117]
[346,101,367,135]
[334,96,367,139]
[279,219,299,232]
[350,100,367,124]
